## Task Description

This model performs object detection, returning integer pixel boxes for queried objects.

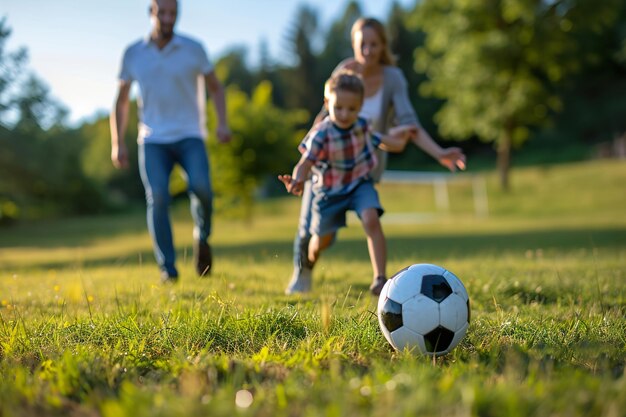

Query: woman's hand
[438,148,466,172]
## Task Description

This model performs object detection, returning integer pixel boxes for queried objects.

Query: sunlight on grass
[0,161,625,416]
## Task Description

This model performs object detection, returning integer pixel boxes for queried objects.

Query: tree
[548,2,626,150]
[388,2,441,129]
[317,1,362,73]
[0,18,100,222]
[386,2,452,169]
[282,5,322,122]
[412,0,623,190]
[205,81,308,219]
[12,75,67,131]
[79,103,144,205]
[0,18,66,130]
[215,46,256,97]
[255,38,288,109]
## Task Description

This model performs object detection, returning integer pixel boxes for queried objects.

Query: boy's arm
[278,155,314,196]
[378,125,418,153]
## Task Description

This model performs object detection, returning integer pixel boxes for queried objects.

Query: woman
[285,17,465,295]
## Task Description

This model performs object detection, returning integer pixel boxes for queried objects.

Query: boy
[279,70,416,296]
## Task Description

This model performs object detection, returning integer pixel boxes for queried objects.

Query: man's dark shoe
[194,241,212,277]
[369,275,387,296]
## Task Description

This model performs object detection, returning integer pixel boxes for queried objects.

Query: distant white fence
[381,170,489,217]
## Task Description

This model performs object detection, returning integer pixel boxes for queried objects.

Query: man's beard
[159,25,174,39]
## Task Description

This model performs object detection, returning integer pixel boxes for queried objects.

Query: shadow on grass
[220,226,624,261]
[0,211,148,249]
[9,226,625,272]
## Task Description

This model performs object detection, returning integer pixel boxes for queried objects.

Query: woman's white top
[359,87,383,128]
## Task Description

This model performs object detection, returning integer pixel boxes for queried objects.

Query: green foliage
[0,18,103,220]
[0,124,105,219]
[388,2,432,119]
[0,19,67,130]
[79,105,144,205]
[206,81,308,218]
[2,1,625,222]
[75,80,310,220]
[280,5,326,122]
[214,47,257,97]
[543,3,626,147]
[317,1,363,76]
[410,0,625,187]
[414,0,610,143]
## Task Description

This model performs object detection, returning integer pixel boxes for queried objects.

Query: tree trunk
[497,130,512,191]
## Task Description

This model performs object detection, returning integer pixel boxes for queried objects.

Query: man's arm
[204,71,231,143]
[110,80,132,169]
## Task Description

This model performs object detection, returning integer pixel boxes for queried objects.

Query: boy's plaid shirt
[299,116,382,195]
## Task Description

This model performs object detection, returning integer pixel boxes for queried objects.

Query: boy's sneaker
[194,241,212,277]
[285,266,312,295]
[369,275,387,296]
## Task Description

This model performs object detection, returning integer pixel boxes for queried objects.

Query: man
[110,0,231,283]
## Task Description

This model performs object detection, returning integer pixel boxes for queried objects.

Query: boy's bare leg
[361,208,388,295]
[361,208,386,277]
[308,233,334,265]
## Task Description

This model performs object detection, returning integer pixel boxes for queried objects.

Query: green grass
[1,160,625,417]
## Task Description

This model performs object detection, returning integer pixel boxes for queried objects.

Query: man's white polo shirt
[118,34,214,144]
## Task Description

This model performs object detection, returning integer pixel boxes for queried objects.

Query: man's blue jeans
[139,138,212,277]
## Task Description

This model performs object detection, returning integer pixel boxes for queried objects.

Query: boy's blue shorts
[309,180,384,237]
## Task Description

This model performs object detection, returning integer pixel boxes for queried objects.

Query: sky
[3,0,415,125]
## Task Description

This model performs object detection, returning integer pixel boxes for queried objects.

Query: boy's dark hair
[324,70,364,100]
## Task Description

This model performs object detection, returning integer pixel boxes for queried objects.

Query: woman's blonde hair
[351,17,396,66]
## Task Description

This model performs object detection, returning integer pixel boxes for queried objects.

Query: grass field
[1,160,625,417]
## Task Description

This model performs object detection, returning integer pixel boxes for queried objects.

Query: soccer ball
[377,263,470,356]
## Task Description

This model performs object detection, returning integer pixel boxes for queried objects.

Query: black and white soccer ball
[377,263,470,356]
